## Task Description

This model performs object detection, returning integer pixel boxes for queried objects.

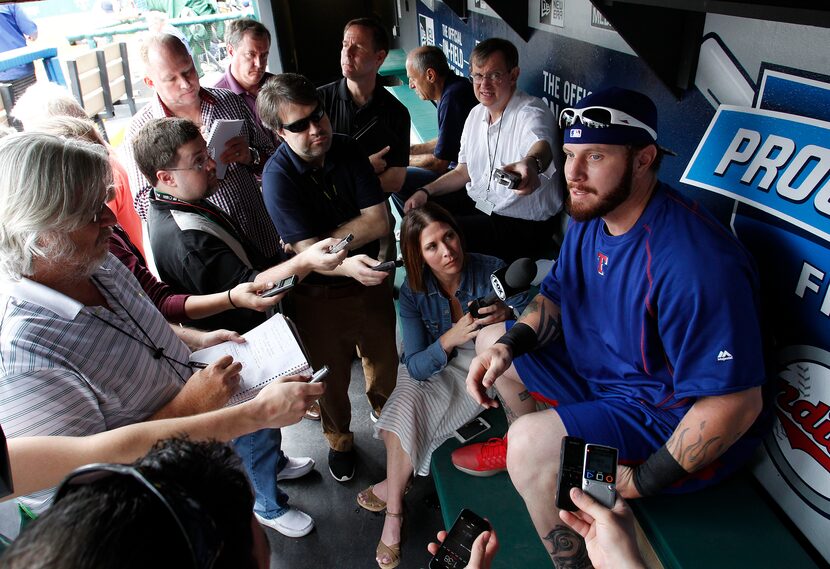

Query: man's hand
[368,145,390,174]
[341,255,389,286]
[229,281,284,311]
[439,312,480,354]
[404,188,429,212]
[465,343,513,408]
[250,374,326,428]
[220,135,252,165]
[194,329,245,350]
[558,489,646,569]
[427,529,499,569]
[296,237,349,272]
[502,157,541,196]
[614,465,642,500]
[177,355,242,414]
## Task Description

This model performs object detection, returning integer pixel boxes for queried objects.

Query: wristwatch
[528,155,544,174]
[249,146,261,166]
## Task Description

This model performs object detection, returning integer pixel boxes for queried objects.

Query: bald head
[140,33,189,66]
[141,34,200,111]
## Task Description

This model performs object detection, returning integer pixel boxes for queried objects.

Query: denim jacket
[399,253,530,380]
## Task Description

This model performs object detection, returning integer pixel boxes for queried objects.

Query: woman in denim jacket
[358,203,528,569]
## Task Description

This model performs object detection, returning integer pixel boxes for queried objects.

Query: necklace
[88,277,192,382]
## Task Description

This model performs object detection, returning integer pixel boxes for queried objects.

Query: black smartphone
[429,508,490,569]
[328,233,354,254]
[372,259,403,271]
[555,436,585,512]
[582,444,618,509]
[309,365,329,384]
[261,275,298,298]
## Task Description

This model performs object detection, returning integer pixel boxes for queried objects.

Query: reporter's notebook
[189,314,311,405]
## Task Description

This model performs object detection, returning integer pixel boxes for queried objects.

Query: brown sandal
[376,511,403,569]
[357,485,387,512]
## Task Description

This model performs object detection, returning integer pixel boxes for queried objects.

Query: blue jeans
[233,428,289,519]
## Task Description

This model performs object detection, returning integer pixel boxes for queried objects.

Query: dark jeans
[455,210,559,263]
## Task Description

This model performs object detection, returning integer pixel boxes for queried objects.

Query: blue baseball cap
[561,87,673,153]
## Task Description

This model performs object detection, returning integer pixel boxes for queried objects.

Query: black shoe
[328,448,356,482]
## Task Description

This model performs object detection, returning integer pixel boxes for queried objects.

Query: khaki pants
[289,280,399,451]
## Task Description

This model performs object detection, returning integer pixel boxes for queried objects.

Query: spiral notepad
[189,314,311,405]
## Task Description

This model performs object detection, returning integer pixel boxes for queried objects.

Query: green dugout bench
[431,407,825,568]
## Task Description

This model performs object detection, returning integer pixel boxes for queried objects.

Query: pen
[190,361,208,369]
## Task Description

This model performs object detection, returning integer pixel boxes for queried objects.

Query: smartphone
[582,443,618,509]
[429,508,490,569]
[453,416,490,443]
[492,167,520,189]
[372,259,403,272]
[261,275,298,298]
[328,233,354,254]
[468,297,494,319]
[309,365,329,384]
[555,436,585,512]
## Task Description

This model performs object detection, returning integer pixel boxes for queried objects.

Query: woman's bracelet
[227,289,238,309]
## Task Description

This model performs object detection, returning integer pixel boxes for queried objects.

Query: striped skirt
[373,342,484,476]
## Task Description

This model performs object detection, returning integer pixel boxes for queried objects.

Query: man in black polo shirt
[318,17,411,195]
[258,74,399,482]
[133,116,348,538]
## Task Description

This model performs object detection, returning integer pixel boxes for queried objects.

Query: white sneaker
[277,456,315,481]
[255,508,314,538]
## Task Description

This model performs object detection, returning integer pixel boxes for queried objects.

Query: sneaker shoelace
[479,438,507,468]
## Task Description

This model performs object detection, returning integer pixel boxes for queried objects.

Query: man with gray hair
[214,18,276,144]
[0,132,255,514]
[395,45,479,214]
[121,33,280,258]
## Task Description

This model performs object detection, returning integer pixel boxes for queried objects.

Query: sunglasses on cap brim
[559,106,657,142]
[282,103,326,133]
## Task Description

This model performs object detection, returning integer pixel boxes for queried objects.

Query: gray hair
[256,73,318,132]
[11,83,86,129]
[408,45,450,78]
[29,116,106,146]
[133,117,201,186]
[225,18,271,48]
[0,133,111,279]
[140,33,189,66]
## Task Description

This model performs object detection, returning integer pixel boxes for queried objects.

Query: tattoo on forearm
[666,420,741,472]
[536,303,561,346]
[543,525,592,569]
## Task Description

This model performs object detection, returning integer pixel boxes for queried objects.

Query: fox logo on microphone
[490,273,506,300]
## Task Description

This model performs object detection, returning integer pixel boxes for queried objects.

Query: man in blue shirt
[257,73,399,483]
[462,87,768,567]
[0,2,38,121]
[394,45,479,216]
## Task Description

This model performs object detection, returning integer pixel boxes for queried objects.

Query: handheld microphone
[469,258,537,318]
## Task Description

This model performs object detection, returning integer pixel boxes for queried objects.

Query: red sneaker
[451,437,507,477]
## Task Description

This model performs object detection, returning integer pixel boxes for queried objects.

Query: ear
[510,66,520,84]
[143,75,154,89]
[227,42,235,57]
[156,169,176,187]
[634,145,658,174]
[376,49,388,68]
[426,68,437,83]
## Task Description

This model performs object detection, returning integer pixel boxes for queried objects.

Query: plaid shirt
[0,254,191,512]
[121,87,280,258]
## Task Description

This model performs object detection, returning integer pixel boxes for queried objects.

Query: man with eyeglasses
[133,116,349,538]
[214,18,279,147]
[257,73,400,484]
[404,37,563,263]
[121,33,280,259]
[461,87,767,567]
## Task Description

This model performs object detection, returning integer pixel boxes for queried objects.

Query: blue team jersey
[540,183,766,413]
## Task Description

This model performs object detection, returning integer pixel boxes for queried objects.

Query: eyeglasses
[559,106,657,141]
[469,71,507,85]
[282,103,326,133]
[55,463,223,569]
[165,152,211,173]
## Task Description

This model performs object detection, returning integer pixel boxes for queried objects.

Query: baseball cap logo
[570,128,582,138]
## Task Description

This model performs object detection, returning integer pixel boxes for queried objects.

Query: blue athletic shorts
[507,321,762,492]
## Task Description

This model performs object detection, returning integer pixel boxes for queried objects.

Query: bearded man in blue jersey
[460,87,769,568]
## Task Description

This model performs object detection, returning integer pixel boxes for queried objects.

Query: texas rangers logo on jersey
[597,252,609,275]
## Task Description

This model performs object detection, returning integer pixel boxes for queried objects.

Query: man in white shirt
[405,38,562,262]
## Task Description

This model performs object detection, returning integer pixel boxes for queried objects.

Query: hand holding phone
[372,259,403,272]
[581,444,618,509]
[429,508,490,569]
[328,233,354,254]
[309,365,329,384]
[261,275,298,298]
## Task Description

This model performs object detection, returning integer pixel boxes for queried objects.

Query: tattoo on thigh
[543,524,592,569]
[518,390,532,402]
[496,390,519,425]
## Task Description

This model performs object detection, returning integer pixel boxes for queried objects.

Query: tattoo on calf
[544,525,592,569]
